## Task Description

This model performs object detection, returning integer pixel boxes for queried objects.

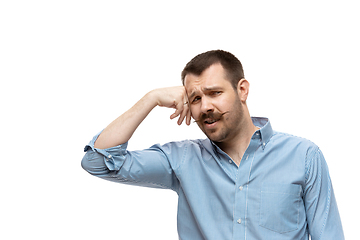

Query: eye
[192,96,201,103]
[210,91,222,96]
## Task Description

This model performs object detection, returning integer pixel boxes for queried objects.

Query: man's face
[184,63,244,143]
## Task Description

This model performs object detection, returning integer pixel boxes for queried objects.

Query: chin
[206,132,227,143]
[199,124,228,142]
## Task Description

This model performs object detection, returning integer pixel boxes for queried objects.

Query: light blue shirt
[82,117,344,240]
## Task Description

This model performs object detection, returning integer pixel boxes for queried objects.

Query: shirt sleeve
[304,147,344,240]
[81,132,181,192]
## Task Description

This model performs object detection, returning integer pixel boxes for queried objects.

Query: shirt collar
[202,117,274,154]
[251,117,273,149]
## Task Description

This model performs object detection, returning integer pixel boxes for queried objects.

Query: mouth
[204,119,218,125]
[194,111,229,127]
[203,117,222,129]
[204,119,220,125]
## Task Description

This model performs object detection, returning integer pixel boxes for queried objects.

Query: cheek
[217,95,237,111]
[213,101,229,113]
[190,106,200,120]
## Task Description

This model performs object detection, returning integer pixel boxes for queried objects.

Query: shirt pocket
[259,183,302,233]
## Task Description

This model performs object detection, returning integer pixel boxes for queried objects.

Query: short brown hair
[181,50,245,89]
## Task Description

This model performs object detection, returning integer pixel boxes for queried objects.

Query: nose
[200,96,214,113]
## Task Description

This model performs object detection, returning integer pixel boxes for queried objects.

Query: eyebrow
[188,86,222,100]
[188,91,197,100]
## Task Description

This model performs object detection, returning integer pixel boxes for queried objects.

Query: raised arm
[94,86,191,149]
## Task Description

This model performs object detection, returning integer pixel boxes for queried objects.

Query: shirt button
[229,160,232,164]
[239,186,243,191]
[108,154,112,158]
[237,219,242,224]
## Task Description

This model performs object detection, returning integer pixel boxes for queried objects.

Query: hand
[150,86,192,126]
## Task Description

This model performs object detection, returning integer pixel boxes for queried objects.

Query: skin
[94,63,258,166]
[184,63,258,165]
[93,86,191,149]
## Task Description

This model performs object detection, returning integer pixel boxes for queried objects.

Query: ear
[237,78,250,103]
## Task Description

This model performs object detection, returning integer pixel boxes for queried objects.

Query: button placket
[106,154,112,161]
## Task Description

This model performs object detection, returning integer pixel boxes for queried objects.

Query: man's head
[182,50,250,144]
[181,50,245,89]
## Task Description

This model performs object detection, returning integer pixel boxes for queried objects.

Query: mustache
[193,111,229,123]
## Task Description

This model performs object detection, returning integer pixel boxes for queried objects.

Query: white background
[1,1,358,239]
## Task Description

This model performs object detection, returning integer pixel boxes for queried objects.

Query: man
[82,50,344,239]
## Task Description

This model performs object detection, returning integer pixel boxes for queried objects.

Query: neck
[215,116,258,166]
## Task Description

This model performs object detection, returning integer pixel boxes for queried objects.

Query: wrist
[146,89,162,107]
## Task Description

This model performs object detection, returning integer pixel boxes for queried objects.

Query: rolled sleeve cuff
[84,131,128,171]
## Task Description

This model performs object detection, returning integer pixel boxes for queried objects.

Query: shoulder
[272,131,318,147]
[271,131,319,158]
[148,139,207,169]
[158,139,204,148]
[150,139,205,155]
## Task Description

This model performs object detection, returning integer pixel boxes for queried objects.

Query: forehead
[184,63,231,94]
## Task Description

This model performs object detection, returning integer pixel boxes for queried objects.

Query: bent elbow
[81,150,110,176]
[81,152,92,173]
